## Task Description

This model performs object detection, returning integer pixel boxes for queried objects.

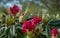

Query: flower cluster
[22,16,42,34]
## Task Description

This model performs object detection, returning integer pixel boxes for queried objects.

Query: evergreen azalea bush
[0,3,60,38]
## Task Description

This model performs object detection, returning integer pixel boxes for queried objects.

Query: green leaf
[4,26,10,38]
[10,25,15,36]
[16,28,24,38]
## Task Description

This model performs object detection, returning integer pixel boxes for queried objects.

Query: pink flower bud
[22,21,35,33]
[31,16,42,25]
[10,4,20,16]
[51,28,58,36]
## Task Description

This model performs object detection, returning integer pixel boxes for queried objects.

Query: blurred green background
[0,0,60,17]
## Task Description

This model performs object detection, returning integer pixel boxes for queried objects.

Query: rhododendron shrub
[0,1,60,38]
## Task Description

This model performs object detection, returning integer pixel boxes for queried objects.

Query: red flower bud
[22,21,35,33]
[51,28,58,36]
[31,16,42,25]
[10,4,20,16]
